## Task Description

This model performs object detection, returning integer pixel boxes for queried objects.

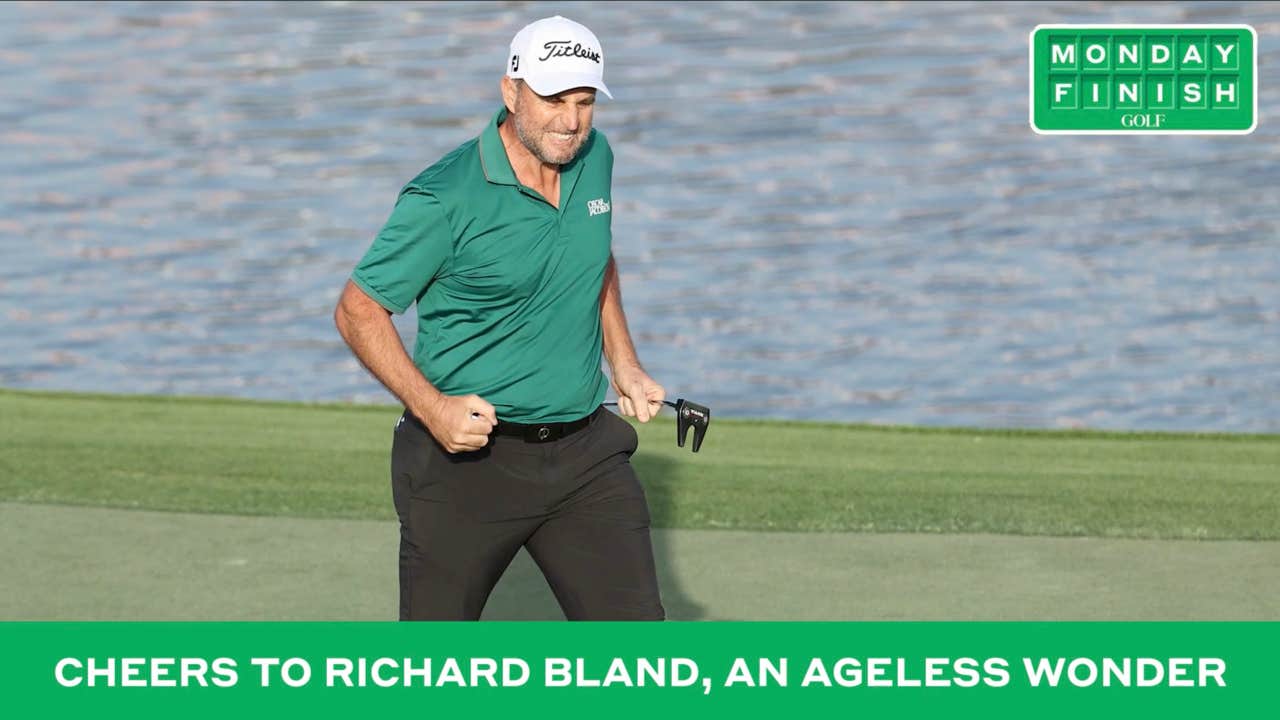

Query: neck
[498,117,560,189]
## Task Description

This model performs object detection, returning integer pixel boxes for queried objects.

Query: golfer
[334,16,666,621]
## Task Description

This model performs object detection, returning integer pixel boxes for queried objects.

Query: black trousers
[390,406,665,621]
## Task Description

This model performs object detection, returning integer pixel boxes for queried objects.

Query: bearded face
[509,81,596,166]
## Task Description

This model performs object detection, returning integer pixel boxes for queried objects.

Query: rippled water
[2,1,1278,431]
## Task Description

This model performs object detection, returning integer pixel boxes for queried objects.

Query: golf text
[52,656,1226,690]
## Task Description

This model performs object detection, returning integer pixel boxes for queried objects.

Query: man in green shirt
[334,16,665,621]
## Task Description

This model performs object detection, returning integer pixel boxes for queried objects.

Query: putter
[605,398,711,452]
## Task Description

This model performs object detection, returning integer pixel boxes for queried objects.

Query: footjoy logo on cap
[506,16,613,99]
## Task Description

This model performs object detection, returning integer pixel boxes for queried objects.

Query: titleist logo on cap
[539,40,601,63]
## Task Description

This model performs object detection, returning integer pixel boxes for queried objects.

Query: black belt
[493,410,595,443]
[405,408,597,444]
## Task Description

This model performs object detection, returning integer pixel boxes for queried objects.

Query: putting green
[3,503,1276,621]
[2,389,1278,539]
[4,390,1276,620]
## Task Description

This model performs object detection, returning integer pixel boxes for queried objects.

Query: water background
[3,1,1279,432]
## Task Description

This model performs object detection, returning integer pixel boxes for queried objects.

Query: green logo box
[1030,25,1256,134]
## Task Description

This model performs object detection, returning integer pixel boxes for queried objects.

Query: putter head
[674,398,710,452]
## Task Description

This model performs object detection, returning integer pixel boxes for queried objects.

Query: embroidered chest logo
[587,198,611,217]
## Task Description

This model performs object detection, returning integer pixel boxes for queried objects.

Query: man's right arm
[333,280,495,452]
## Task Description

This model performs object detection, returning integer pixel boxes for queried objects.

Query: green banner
[2,623,1276,718]
[1030,25,1256,134]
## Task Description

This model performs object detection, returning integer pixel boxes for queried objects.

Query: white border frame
[1029,24,1258,135]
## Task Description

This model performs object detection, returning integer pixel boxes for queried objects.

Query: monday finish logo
[1029,24,1257,134]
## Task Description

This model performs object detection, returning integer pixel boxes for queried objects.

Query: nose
[560,106,580,133]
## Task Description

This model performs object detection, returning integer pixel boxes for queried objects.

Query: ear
[500,76,519,114]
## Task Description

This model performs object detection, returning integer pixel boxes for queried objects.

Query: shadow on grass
[483,449,707,621]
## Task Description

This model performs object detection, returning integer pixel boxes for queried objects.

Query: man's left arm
[601,254,665,422]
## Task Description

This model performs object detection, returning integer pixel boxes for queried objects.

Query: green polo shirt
[350,108,613,423]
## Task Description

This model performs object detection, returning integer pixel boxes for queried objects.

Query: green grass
[2,388,1277,540]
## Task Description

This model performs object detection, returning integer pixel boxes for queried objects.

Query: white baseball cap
[506,16,612,99]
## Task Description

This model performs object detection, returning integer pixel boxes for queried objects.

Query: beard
[512,108,588,166]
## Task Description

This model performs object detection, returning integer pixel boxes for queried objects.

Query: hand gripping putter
[605,398,711,452]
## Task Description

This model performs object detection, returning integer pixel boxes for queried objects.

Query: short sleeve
[350,189,452,314]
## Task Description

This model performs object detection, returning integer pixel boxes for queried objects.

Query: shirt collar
[478,107,519,186]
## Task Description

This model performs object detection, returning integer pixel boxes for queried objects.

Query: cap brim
[523,72,612,99]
